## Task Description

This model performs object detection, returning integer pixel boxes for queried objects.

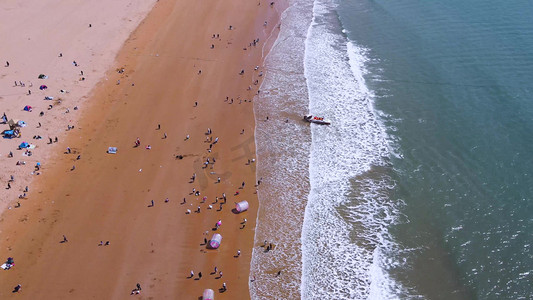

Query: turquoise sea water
[337,0,533,298]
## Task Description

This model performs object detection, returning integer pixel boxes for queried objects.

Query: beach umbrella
[39,85,47,90]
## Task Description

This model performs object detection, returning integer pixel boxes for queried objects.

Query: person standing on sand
[63,235,68,242]
[198,272,202,279]
[136,283,141,291]
[190,270,194,278]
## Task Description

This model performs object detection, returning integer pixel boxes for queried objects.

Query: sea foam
[300,0,407,298]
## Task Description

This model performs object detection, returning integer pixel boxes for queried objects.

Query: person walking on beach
[136,283,141,291]
[190,270,194,278]
[63,235,68,243]
[198,272,202,279]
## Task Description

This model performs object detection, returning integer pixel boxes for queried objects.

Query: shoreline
[0,0,285,298]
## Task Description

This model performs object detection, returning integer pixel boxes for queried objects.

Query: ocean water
[252,0,533,299]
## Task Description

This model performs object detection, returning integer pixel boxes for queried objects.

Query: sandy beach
[0,0,284,298]
[0,0,157,213]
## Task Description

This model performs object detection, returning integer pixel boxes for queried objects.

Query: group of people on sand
[2,51,85,209]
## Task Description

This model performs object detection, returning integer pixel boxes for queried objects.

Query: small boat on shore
[303,115,331,125]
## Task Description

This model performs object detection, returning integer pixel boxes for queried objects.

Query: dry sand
[0,0,284,298]
[0,0,157,212]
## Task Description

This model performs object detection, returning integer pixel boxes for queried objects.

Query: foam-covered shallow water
[251,0,406,297]
[301,0,406,298]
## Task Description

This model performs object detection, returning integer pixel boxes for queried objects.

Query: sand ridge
[0,0,284,298]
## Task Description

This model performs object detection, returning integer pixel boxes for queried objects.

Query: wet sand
[0,0,283,298]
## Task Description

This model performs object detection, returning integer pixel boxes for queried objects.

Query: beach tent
[23,105,32,112]
[209,234,222,249]
[8,119,19,129]
[39,85,47,90]
[19,142,29,149]
[202,289,215,300]
[235,201,249,213]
